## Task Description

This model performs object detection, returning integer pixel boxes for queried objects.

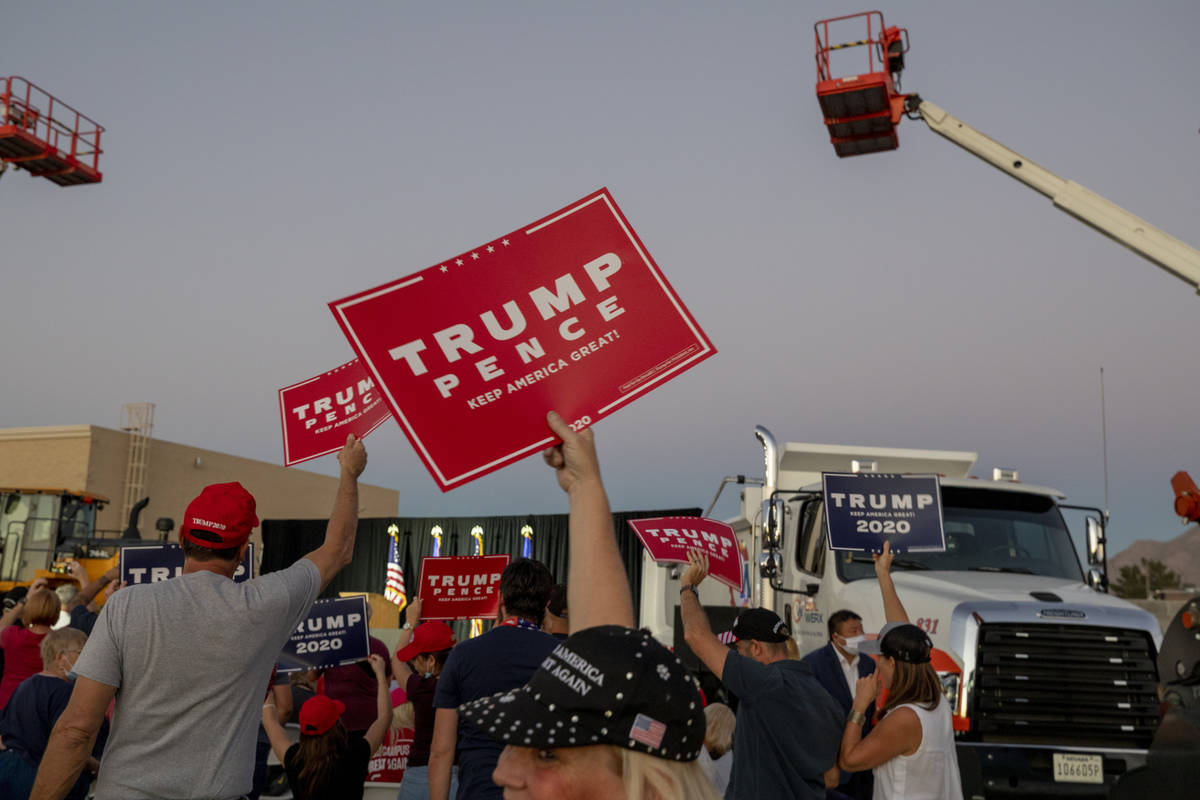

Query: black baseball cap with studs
[731,607,791,643]
[459,625,705,761]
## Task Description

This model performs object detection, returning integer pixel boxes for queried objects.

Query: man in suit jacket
[801,609,876,800]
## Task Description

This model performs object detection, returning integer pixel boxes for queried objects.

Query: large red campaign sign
[329,188,716,490]
[418,555,510,620]
[278,358,391,466]
[628,517,744,592]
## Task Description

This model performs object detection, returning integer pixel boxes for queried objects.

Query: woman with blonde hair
[460,412,720,800]
[838,542,963,799]
[0,583,62,710]
[698,702,735,794]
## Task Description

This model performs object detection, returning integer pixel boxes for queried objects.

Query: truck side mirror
[1087,568,1108,593]
[759,551,779,580]
[1085,516,1106,567]
[762,498,786,548]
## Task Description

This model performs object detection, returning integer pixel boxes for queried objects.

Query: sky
[4,1,1198,560]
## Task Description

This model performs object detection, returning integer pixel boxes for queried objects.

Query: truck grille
[971,622,1159,748]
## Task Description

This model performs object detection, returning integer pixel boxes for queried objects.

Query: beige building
[0,424,398,561]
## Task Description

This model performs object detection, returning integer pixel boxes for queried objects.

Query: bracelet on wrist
[679,584,699,597]
[847,709,867,726]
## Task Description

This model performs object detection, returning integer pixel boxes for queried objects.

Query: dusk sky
[4,1,1197,559]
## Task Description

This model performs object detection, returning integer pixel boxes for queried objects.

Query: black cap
[859,622,932,664]
[546,583,568,618]
[459,625,705,761]
[731,607,790,643]
[2,586,28,610]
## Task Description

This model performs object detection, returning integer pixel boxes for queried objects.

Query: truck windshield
[833,486,1084,582]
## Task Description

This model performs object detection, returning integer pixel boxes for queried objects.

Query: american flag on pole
[385,524,407,611]
[629,713,666,749]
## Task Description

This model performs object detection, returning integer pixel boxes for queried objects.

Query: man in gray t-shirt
[31,435,369,800]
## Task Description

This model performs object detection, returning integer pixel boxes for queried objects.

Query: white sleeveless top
[873,696,964,800]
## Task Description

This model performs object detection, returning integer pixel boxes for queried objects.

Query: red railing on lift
[1,76,104,183]
[813,11,910,158]
[814,10,888,83]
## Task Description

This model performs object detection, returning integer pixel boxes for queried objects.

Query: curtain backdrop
[262,507,700,621]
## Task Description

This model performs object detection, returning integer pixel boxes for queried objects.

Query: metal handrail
[813,10,885,82]
[1,76,105,172]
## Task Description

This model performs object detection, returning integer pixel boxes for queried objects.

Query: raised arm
[543,411,633,630]
[73,566,117,612]
[0,598,21,633]
[874,541,909,623]
[363,654,394,754]
[390,597,421,684]
[2,579,47,633]
[261,695,293,764]
[679,551,731,680]
[271,681,293,724]
[304,435,368,589]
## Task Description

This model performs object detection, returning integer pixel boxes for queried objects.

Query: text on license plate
[1052,753,1103,784]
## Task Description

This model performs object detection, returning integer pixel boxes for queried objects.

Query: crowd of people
[0,422,965,799]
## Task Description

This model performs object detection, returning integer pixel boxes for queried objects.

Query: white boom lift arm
[912,97,1200,295]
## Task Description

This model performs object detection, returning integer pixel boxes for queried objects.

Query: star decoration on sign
[501,238,510,246]
[471,252,480,260]
[455,258,464,266]
[440,265,448,273]
[487,245,495,253]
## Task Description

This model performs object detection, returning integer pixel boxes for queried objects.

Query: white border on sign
[416,554,510,620]
[330,191,716,489]
[278,362,391,467]
[821,472,947,552]
[628,516,745,593]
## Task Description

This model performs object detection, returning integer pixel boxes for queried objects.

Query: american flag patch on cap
[630,713,666,749]
[717,630,736,644]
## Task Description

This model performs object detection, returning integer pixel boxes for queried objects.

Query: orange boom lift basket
[814,11,909,157]
[1,76,104,186]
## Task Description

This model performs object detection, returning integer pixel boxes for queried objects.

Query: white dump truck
[639,426,1163,798]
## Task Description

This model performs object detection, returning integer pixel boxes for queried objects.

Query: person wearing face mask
[391,598,457,800]
[800,611,876,799]
[838,542,963,800]
[0,627,107,800]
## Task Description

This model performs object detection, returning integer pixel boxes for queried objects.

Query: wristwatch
[680,584,699,597]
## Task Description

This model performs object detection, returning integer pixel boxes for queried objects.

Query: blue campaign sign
[278,596,370,673]
[822,473,946,553]
[119,543,255,586]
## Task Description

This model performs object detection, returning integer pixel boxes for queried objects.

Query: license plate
[1052,753,1103,784]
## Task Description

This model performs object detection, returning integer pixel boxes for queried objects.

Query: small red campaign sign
[329,188,716,491]
[418,554,510,620]
[278,358,391,466]
[627,517,744,593]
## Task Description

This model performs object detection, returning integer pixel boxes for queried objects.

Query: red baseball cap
[299,694,346,735]
[179,483,259,549]
[396,621,456,663]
